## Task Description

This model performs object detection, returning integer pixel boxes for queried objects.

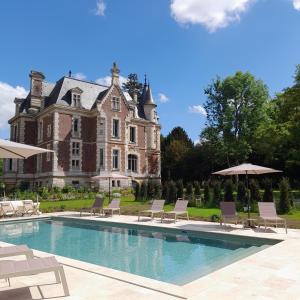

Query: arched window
[128,154,137,172]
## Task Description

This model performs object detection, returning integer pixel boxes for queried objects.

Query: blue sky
[0,0,300,142]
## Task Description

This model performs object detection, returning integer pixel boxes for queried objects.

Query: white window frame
[70,139,82,171]
[72,93,81,108]
[112,149,119,170]
[71,159,80,170]
[72,141,80,156]
[112,118,120,139]
[128,154,138,172]
[72,116,81,138]
[129,126,137,144]
[111,96,120,111]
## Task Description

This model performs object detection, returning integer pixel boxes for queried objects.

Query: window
[46,144,51,162]
[73,118,79,133]
[128,154,137,172]
[112,119,119,138]
[72,94,81,107]
[37,154,42,172]
[72,142,80,156]
[99,148,104,168]
[72,180,80,188]
[112,149,119,169]
[129,127,136,143]
[47,124,52,138]
[71,159,80,170]
[38,121,43,141]
[117,180,121,187]
[8,159,13,171]
[112,97,120,111]
[112,180,115,187]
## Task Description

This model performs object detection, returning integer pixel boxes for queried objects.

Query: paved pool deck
[0,212,300,300]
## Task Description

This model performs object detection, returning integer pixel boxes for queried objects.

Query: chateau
[2,63,161,190]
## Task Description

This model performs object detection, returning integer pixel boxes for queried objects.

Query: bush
[193,181,201,197]
[237,181,247,207]
[168,181,177,204]
[279,178,291,214]
[249,179,261,203]
[224,179,234,202]
[212,180,222,207]
[263,178,273,202]
[147,180,156,200]
[153,181,162,199]
[140,181,148,201]
[185,182,193,199]
[203,181,211,206]
[62,185,75,193]
[162,182,169,201]
[176,180,184,199]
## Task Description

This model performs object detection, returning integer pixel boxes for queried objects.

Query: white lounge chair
[0,203,15,218]
[0,244,34,259]
[0,256,69,296]
[161,200,189,223]
[103,199,120,217]
[138,200,165,221]
[22,200,35,216]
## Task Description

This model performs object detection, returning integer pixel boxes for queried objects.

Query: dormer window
[112,97,120,111]
[72,94,81,107]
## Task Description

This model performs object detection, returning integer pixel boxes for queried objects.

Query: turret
[28,70,45,114]
[143,83,157,123]
[111,62,120,86]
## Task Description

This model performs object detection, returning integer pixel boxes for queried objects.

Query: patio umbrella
[0,138,53,159]
[212,163,282,225]
[91,173,129,201]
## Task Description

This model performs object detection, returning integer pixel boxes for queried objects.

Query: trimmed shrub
[203,181,211,206]
[147,180,156,200]
[237,181,247,207]
[279,178,291,214]
[134,182,141,201]
[249,179,261,203]
[263,178,273,202]
[224,179,234,202]
[185,182,193,199]
[212,180,222,207]
[176,180,184,199]
[168,181,177,204]
[153,181,162,199]
[140,181,148,201]
[193,181,201,197]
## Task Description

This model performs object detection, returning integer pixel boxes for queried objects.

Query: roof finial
[144,74,147,86]
[111,62,120,86]
[69,70,72,77]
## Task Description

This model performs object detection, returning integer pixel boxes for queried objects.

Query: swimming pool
[0,217,279,285]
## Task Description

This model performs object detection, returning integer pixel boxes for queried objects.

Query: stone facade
[2,63,161,190]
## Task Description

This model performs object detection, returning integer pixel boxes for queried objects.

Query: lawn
[40,196,300,228]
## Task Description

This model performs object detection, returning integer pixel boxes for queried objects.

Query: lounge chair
[103,199,120,217]
[0,244,34,259]
[80,195,104,216]
[219,201,240,226]
[161,200,189,223]
[0,256,69,296]
[0,203,15,218]
[22,200,35,216]
[258,202,287,234]
[138,200,165,221]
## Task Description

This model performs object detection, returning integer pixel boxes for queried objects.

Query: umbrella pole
[246,171,251,226]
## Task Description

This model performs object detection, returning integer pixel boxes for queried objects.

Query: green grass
[39,196,300,228]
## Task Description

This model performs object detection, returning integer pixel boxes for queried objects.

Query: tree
[201,71,269,166]
[147,180,156,200]
[203,181,211,206]
[162,182,169,201]
[224,179,234,202]
[212,180,222,207]
[193,181,201,197]
[249,179,261,203]
[262,178,273,202]
[140,181,148,201]
[278,178,291,214]
[153,181,162,199]
[185,182,193,199]
[122,73,143,98]
[168,181,177,204]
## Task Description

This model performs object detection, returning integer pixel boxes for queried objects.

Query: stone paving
[0,212,300,300]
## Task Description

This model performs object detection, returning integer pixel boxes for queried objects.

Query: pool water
[0,217,279,285]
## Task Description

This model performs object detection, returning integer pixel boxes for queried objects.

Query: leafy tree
[147,180,156,200]
[176,180,184,198]
[201,71,269,166]
[122,73,143,98]
[224,179,234,202]
[203,181,211,206]
[237,181,247,206]
[278,178,291,214]
[262,178,273,202]
[162,182,169,201]
[153,181,162,199]
[249,179,261,203]
[185,182,193,199]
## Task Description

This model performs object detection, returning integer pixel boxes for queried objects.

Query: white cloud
[95,0,106,16]
[73,72,87,80]
[170,0,254,32]
[0,82,28,129]
[158,93,169,103]
[95,75,128,87]
[188,105,207,116]
[293,0,300,10]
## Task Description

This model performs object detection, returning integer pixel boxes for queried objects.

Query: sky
[0,0,300,143]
